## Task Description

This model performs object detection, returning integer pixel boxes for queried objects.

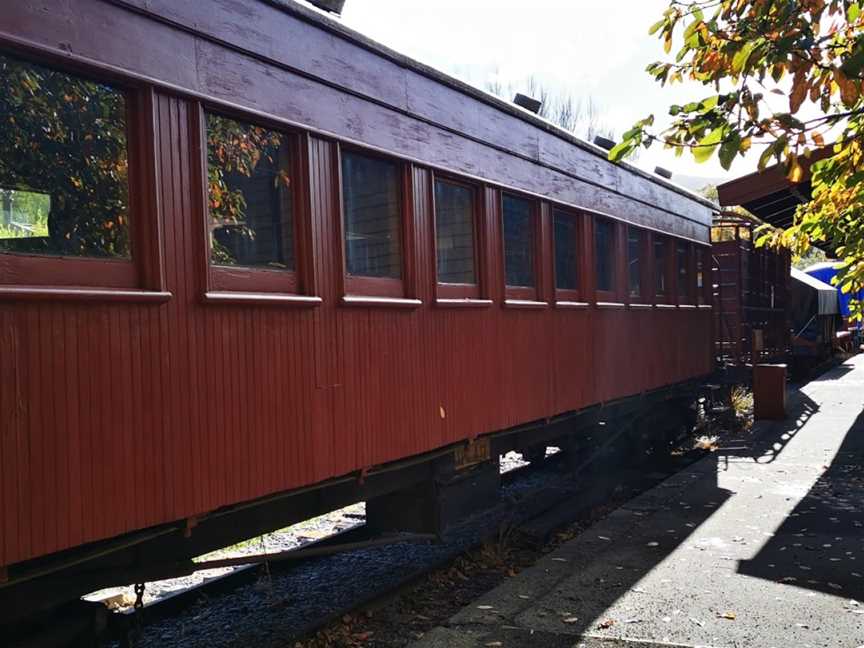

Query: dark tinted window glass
[207,113,294,270]
[696,247,706,305]
[677,241,690,298]
[502,194,534,287]
[554,209,578,290]
[594,218,615,292]
[341,151,402,278]
[0,53,129,258]
[628,227,642,297]
[654,237,668,295]
[435,180,475,284]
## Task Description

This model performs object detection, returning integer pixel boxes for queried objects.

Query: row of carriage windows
[1,50,706,302]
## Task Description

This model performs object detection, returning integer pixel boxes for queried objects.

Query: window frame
[552,206,582,303]
[675,239,695,305]
[336,143,415,301]
[626,225,651,304]
[431,172,484,300]
[695,244,713,306]
[593,215,620,303]
[500,190,542,302]
[0,48,165,301]
[196,104,314,301]
[652,232,673,304]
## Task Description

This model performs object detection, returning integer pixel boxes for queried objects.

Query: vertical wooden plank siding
[0,95,713,567]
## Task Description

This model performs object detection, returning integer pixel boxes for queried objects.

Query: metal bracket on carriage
[454,436,491,470]
[183,516,199,539]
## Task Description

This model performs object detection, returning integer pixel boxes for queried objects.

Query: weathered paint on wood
[0,0,715,567]
[0,0,712,240]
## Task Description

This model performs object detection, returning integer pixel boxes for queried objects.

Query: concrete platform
[411,356,864,648]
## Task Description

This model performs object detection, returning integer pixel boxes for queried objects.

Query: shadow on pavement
[716,391,820,466]
[737,407,864,599]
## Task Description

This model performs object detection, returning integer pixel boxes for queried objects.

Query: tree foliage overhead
[610,0,864,319]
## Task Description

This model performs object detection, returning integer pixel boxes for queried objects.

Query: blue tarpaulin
[805,262,862,327]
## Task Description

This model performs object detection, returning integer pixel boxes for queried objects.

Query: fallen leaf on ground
[647,541,660,547]
[689,617,704,627]
[477,605,494,610]
[598,536,611,541]
[562,617,579,624]
[718,611,737,620]
[597,619,615,629]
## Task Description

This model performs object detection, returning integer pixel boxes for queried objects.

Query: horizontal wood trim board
[203,292,322,307]
[434,299,494,309]
[341,296,423,308]
[555,301,591,309]
[503,299,549,310]
[0,287,172,303]
[1,1,712,242]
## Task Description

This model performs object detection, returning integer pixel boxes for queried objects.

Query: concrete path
[411,356,864,648]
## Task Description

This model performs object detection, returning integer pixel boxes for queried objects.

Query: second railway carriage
[0,0,716,630]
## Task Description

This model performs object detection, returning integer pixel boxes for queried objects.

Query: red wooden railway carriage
[0,0,716,629]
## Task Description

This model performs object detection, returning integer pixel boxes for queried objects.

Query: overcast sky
[337,0,761,188]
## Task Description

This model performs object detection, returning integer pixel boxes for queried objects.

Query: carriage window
[628,227,642,298]
[676,241,690,299]
[654,236,668,295]
[342,150,402,279]
[0,52,130,258]
[594,217,615,293]
[502,194,535,287]
[696,247,707,305]
[554,209,578,291]
[435,179,475,284]
[207,113,295,270]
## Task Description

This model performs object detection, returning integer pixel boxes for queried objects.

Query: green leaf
[608,139,634,162]
[848,2,860,22]
[757,138,787,170]
[693,126,724,163]
[648,18,665,35]
[700,95,720,111]
[732,41,757,74]
[718,132,742,170]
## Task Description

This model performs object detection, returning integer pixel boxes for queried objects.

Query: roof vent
[654,166,673,180]
[513,93,542,114]
[593,135,616,151]
[307,0,346,14]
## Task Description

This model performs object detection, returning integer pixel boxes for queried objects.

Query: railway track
[97,447,707,648]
